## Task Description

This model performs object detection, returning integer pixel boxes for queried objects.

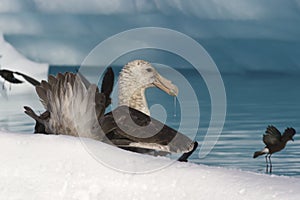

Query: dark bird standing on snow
[253,125,296,173]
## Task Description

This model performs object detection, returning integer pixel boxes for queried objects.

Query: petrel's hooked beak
[153,73,178,96]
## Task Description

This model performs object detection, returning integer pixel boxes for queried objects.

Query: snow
[0,33,48,95]
[1,131,299,200]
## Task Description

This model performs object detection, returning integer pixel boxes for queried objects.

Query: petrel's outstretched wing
[77,67,114,108]
[14,71,40,86]
[77,72,91,89]
[282,127,296,141]
[101,105,197,158]
[0,69,23,84]
[0,69,41,86]
[101,67,114,108]
[26,72,108,140]
[263,125,281,146]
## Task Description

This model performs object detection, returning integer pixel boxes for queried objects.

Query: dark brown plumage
[24,106,49,134]
[25,68,114,135]
[101,106,198,161]
[14,71,40,86]
[0,69,40,86]
[253,125,296,173]
[0,69,23,84]
[100,67,114,107]
[24,67,197,162]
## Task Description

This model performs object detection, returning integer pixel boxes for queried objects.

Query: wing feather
[102,106,195,154]
[282,127,296,140]
[14,71,40,86]
[33,72,107,140]
[101,67,114,107]
[263,125,281,146]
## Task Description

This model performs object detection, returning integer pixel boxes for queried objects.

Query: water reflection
[0,71,299,176]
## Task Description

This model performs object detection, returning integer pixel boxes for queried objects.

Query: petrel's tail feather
[253,151,266,158]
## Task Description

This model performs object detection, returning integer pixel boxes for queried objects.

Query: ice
[1,1,300,69]
[0,33,48,95]
[0,130,299,200]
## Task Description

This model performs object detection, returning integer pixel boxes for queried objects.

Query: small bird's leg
[9,83,11,90]
[265,155,269,173]
[268,154,272,173]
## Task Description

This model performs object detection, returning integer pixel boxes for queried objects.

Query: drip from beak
[153,73,178,96]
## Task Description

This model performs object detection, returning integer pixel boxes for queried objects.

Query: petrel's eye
[146,68,153,72]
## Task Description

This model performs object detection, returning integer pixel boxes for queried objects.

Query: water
[199,73,300,176]
[1,66,300,177]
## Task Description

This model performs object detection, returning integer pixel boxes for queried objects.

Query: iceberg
[0,33,48,96]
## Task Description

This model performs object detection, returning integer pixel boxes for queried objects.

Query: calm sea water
[1,66,299,176]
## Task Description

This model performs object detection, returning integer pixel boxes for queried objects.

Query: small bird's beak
[153,73,178,96]
[291,138,294,142]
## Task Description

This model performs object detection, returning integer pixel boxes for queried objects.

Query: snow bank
[0,33,48,95]
[0,131,299,200]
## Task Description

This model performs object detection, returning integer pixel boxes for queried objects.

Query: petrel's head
[121,60,178,96]
[118,60,178,115]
